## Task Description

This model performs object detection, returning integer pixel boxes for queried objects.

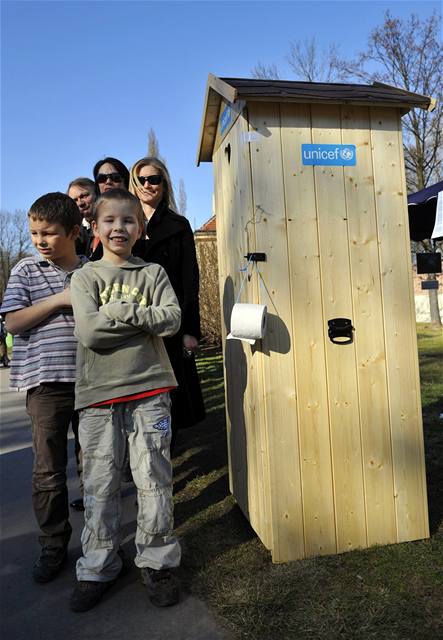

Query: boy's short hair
[93,189,145,226]
[67,177,97,196]
[28,192,83,234]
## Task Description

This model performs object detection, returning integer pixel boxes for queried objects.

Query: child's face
[93,201,143,264]
[29,217,79,265]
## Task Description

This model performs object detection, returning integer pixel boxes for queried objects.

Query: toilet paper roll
[227,303,267,345]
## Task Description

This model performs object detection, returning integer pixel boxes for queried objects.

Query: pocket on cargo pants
[130,393,173,537]
[79,406,123,544]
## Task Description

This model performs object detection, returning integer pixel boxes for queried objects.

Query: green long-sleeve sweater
[71,257,181,409]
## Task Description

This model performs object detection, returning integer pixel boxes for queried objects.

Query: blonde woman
[130,157,205,449]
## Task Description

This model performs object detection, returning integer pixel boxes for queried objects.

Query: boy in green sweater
[70,189,181,612]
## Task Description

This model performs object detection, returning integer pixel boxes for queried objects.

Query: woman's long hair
[129,157,178,213]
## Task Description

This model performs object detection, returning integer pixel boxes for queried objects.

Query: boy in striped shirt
[1,193,86,583]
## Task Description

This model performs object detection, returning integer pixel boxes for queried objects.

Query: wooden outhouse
[197,75,432,562]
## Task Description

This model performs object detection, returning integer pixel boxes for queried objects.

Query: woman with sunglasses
[93,157,130,193]
[87,157,130,261]
[129,157,205,449]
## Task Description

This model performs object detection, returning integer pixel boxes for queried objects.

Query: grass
[173,326,443,639]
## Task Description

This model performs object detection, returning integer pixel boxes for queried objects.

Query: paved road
[0,368,231,640]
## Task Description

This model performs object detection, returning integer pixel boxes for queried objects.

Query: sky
[1,0,440,230]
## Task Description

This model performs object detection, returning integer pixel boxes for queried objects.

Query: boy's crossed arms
[5,287,72,335]
[71,264,180,349]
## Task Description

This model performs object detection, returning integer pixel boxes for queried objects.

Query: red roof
[197,215,216,233]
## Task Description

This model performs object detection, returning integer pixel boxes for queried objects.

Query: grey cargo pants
[76,392,181,582]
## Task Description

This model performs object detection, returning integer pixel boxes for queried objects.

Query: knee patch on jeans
[136,487,173,537]
[81,521,119,551]
[83,454,121,497]
[132,447,172,493]
[83,493,121,544]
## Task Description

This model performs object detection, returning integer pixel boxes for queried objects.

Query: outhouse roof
[197,74,435,164]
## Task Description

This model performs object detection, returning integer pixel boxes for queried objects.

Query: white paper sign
[241,131,261,144]
[431,191,443,239]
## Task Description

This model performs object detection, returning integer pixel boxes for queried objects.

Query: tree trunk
[428,278,442,325]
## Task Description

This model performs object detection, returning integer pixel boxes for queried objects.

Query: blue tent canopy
[408,180,443,241]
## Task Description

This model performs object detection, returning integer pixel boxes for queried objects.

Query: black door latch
[328,318,354,345]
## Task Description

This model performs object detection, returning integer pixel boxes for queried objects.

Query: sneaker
[140,568,180,607]
[33,546,67,583]
[70,498,85,511]
[70,580,115,613]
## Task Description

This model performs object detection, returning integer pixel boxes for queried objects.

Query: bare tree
[287,38,344,82]
[251,12,442,322]
[337,11,443,191]
[0,210,33,299]
[147,128,160,157]
[178,179,187,217]
[251,62,280,80]
[338,11,443,325]
[252,12,442,191]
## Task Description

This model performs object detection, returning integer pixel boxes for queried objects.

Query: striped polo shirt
[0,256,87,391]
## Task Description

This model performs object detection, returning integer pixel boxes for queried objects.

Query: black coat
[76,225,94,258]
[133,202,205,430]
[76,224,105,260]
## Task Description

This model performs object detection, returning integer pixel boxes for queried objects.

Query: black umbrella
[408,180,443,241]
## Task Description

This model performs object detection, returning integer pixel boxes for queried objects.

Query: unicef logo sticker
[302,144,357,166]
[340,146,355,162]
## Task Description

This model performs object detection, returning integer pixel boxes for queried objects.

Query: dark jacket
[134,201,205,429]
[76,225,95,259]
[78,226,106,262]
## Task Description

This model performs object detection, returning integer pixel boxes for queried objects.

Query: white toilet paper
[227,303,267,345]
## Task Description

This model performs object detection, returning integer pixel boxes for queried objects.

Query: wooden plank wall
[213,122,247,514]
[341,106,397,546]
[280,103,337,557]
[310,104,368,553]
[247,102,304,562]
[213,101,429,563]
[370,108,429,542]
[212,112,272,548]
